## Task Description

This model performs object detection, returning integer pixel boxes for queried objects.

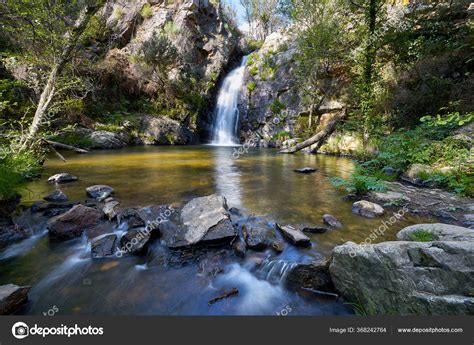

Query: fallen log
[280,110,347,154]
[43,139,89,154]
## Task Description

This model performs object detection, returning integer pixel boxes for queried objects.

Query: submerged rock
[91,233,118,258]
[329,224,474,315]
[44,190,68,202]
[0,283,30,315]
[322,214,342,228]
[86,185,115,200]
[276,224,311,247]
[294,167,317,174]
[352,200,384,218]
[47,204,104,241]
[47,173,78,184]
[300,225,329,234]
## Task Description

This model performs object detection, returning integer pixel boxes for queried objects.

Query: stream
[0,146,431,315]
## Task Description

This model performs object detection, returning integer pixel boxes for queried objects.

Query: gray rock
[119,228,151,255]
[352,200,384,218]
[0,283,30,315]
[47,173,78,184]
[86,185,115,200]
[102,199,120,220]
[370,191,408,204]
[242,224,269,251]
[91,233,117,258]
[117,208,146,228]
[47,204,104,241]
[139,115,198,145]
[90,131,126,149]
[300,225,329,234]
[44,190,68,202]
[396,223,474,242]
[322,214,342,228]
[276,224,311,246]
[400,163,433,186]
[329,239,474,315]
[294,167,317,174]
[175,194,236,247]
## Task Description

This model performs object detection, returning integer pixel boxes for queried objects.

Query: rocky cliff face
[91,0,240,141]
[238,30,355,152]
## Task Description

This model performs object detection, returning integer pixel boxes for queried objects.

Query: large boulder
[89,130,126,149]
[329,224,474,315]
[167,195,236,248]
[139,115,197,145]
[47,205,104,241]
[0,283,30,315]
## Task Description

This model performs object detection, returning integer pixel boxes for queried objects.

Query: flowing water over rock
[211,56,248,146]
[0,146,432,315]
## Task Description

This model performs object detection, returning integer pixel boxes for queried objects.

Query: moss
[269,99,285,114]
[140,3,153,19]
[409,230,438,242]
[249,66,259,77]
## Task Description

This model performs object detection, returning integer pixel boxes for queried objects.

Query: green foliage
[330,173,386,196]
[249,66,259,76]
[49,130,93,149]
[247,81,256,93]
[246,39,264,52]
[0,148,42,201]
[140,3,153,19]
[409,230,437,242]
[273,130,290,140]
[113,7,125,20]
[80,15,112,46]
[269,99,285,114]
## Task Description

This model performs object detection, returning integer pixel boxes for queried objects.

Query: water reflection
[212,147,243,208]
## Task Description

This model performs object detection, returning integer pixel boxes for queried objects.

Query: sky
[223,0,249,31]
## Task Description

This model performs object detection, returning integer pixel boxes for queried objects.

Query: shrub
[140,3,153,19]
[330,173,387,196]
[409,230,437,242]
[247,81,256,93]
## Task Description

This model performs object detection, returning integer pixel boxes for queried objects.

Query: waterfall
[210,56,248,146]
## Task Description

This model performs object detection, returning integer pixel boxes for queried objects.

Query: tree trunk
[280,110,346,154]
[22,2,103,147]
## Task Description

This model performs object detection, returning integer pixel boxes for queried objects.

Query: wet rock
[276,224,311,247]
[44,190,68,202]
[0,283,30,315]
[300,225,329,234]
[0,226,31,248]
[463,214,474,228]
[396,223,474,242]
[47,204,104,241]
[352,200,384,218]
[86,185,115,200]
[172,194,236,247]
[232,239,246,257]
[47,173,78,184]
[119,228,151,255]
[208,288,239,305]
[294,167,317,174]
[329,232,474,315]
[229,207,242,217]
[322,214,342,228]
[285,260,335,294]
[270,239,285,253]
[102,199,120,220]
[242,224,269,251]
[91,233,118,258]
[117,208,146,228]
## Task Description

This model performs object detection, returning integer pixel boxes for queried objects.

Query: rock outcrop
[329,223,474,315]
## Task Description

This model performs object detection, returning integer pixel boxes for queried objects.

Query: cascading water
[210,56,248,146]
